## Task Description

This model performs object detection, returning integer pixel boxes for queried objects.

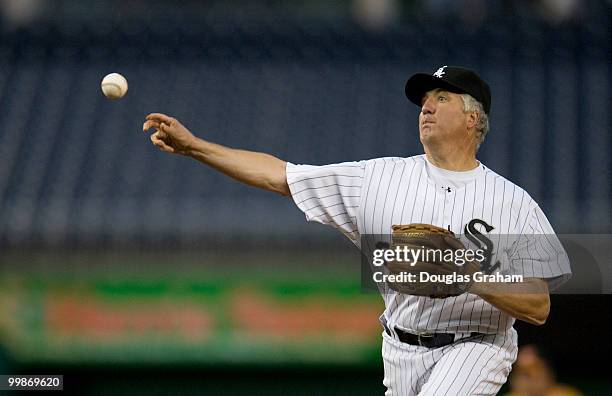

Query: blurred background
[0,0,611,394]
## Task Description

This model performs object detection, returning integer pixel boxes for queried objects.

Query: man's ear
[466,111,478,130]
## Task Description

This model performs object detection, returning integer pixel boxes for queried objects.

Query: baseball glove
[384,223,480,298]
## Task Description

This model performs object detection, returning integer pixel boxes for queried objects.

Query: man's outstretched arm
[143,113,290,196]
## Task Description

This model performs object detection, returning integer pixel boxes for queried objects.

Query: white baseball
[101,73,128,99]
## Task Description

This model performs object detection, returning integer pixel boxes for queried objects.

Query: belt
[380,315,483,349]
[394,326,484,349]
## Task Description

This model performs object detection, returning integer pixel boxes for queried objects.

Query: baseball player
[143,65,571,395]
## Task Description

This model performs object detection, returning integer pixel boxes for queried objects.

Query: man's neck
[424,149,479,172]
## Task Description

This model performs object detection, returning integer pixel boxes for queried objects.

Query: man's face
[418,89,469,146]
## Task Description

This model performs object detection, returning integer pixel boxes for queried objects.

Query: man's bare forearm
[144,113,291,196]
[186,136,290,196]
[470,278,550,326]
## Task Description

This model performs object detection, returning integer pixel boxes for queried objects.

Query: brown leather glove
[384,224,481,298]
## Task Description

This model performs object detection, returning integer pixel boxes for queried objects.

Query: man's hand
[143,113,196,155]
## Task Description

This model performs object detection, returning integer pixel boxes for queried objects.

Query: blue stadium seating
[0,15,610,245]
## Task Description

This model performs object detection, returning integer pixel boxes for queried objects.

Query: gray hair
[460,94,489,148]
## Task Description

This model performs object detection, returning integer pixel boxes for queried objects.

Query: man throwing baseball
[144,66,571,395]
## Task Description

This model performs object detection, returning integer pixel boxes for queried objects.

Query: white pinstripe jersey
[287,154,571,334]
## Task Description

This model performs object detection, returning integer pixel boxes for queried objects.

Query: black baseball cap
[405,66,491,114]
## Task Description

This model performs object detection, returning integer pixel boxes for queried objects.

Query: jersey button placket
[442,188,455,229]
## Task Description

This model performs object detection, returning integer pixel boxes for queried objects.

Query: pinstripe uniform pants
[381,329,518,395]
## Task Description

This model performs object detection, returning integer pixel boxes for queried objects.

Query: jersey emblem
[464,219,501,274]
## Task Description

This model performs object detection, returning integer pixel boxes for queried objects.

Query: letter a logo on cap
[433,66,447,78]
